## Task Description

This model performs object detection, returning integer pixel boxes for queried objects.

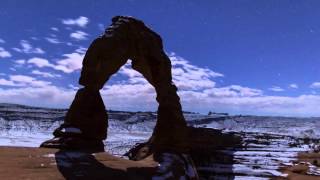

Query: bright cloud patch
[27,48,84,74]
[98,54,320,116]
[0,85,75,108]
[14,59,26,65]
[269,86,284,92]
[55,53,83,73]
[51,27,59,31]
[0,78,16,86]
[28,57,53,68]
[169,53,223,90]
[102,55,262,111]
[70,31,88,40]
[1,50,320,116]
[62,16,89,28]
[45,37,61,44]
[0,47,12,58]
[310,82,320,89]
[289,84,298,89]
[0,75,51,87]
[31,70,61,78]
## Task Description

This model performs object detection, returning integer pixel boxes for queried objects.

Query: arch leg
[131,41,188,151]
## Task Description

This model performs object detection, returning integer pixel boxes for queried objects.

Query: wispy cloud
[269,86,284,92]
[50,27,59,31]
[310,82,320,89]
[12,40,45,54]
[118,53,224,91]
[99,54,320,116]
[62,16,89,28]
[70,31,88,40]
[0,75,51,87]
[45,37,61,44]
[31,70,61,78]
[0,39,5,43]
[289,83,298,89]
[14,59,26,65]
[2,51,320,116]
[0,47,12,58]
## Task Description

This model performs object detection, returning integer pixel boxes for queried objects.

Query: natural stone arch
[41,16,188,152]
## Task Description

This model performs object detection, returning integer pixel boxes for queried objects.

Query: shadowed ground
[0,147,157,180]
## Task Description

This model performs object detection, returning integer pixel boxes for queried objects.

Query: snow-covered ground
[0,103,319,179]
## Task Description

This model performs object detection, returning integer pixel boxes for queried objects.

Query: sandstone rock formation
[41,16,188,152]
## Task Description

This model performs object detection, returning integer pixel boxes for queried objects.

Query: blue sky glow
[0,0,320,116]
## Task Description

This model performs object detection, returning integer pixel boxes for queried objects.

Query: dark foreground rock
[126,127,243,179]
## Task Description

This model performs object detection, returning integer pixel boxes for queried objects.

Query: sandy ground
[276,152,320,180]
[1,146,320,180]
[0,146,158,180]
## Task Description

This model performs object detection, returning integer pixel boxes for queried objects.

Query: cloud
[45,37,61,44]
[0,47,12,58]
[13,59,27,68]
[100,54,265,113]
[0,39,5,43]
[0,85,75,108]
[0,75,51,87]
[62,16,89,28]
[51,27,59,31]
[3,52,320,116]
[169,53,223,90]
[68,84,79,90]
[98,54,320,116]
[54,52,83,73]
[204,85,263,98]
[269,86,284,92]
[14,59,26,65]
[13,40,45,54]
[28,57,54,68]
[10,75,51,87]
[70,31,88,40]
[289,83,298,89]
[310,82,320,89]
[118,53,224,91]
[27,48,84,74]
[30,37,39,41]
[0,78,17,86]
[31,70,61,78]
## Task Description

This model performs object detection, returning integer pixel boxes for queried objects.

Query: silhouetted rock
[126,127,242,179]
[41,15,188,152]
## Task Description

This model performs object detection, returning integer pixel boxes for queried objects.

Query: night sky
[0,0,320,116]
